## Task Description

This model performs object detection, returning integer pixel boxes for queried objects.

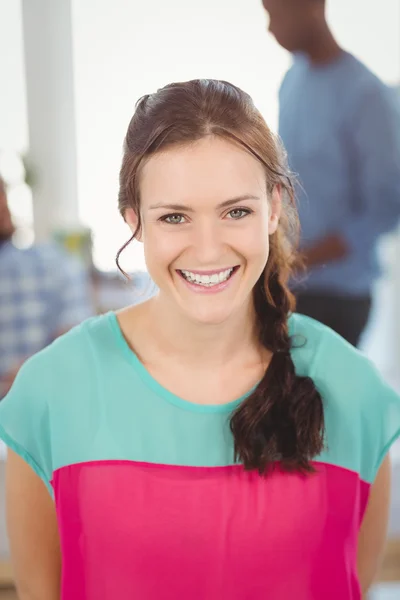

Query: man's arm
[301,233,350,268]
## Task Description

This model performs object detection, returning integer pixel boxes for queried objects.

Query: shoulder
[35,243,89,280]
[0,242,83,278]
[290,313,400,482]
[289,312,369,390]
[0,313,114,463]
[279,57,305,98]
[0,242,32,274]
[0,313,114,491]
[340,54,395,115]
[11,314,111,396]
[27,242,87,273]
[289,311,393,405]
[288,312,343,379]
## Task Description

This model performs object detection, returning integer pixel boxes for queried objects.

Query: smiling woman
[0,79,399,600]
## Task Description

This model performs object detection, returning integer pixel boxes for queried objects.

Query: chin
[187,311,234,327]
[182,300,247,327]
[278,41,296,53]
[273,34,297,53]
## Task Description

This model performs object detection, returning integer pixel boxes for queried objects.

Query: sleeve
[0,354,54,495]
[51,254,95,333]
[350,352,400,484]
[341,82,400,253]
[313,323,400,484]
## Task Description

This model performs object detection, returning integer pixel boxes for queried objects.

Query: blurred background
[0,0,399,598]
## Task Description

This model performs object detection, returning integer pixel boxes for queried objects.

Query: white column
[21,0,80,241]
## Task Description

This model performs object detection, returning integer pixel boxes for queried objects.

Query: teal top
[0,312,399,495]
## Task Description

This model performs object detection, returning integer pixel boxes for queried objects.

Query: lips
[178,267,235,287]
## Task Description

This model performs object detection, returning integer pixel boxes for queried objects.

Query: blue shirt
[279,51,400,295]
[0,241,94,388]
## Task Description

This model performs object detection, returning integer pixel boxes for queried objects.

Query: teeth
[180,268,234,286]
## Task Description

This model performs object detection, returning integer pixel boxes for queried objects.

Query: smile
[177,267,239,288]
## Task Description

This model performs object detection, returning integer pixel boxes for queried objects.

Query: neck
[304,22,342,65]
[144,293,261,368]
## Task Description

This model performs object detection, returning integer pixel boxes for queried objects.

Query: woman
[0,79,399,600]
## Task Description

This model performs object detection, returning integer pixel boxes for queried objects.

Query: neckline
[107,311,255,413]
[303,49,350,73]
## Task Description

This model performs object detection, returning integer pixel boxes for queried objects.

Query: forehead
[139,136,267,206]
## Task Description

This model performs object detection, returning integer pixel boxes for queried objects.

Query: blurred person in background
[262,0,400,346]
[0,174,94,397]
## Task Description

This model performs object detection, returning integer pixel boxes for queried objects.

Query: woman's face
[126,136,280,326]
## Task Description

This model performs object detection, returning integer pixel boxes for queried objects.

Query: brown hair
[117,79,325,474]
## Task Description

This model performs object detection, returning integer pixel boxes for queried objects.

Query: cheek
[244,234,270,264]
[142,227,182,271]
[234,217,270,263]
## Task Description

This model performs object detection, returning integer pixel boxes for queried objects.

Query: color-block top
[1,312,399,600]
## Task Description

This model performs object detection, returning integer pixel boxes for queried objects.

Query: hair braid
[230,268,325,474]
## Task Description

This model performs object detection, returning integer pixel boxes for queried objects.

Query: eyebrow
[148,194,260,212]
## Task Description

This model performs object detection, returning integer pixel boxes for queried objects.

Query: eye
[160,213,187,225]
[227,208,252,220]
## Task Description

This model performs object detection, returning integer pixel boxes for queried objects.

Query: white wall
[0,0,27,153]
[328,0,400,84]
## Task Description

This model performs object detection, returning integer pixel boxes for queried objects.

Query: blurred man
[0,175,94,397]
[263,0,400,345]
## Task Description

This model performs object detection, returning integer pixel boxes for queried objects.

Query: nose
[191,219,226,266]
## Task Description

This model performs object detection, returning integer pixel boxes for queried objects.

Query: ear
[268,185,281,235]
[125,207,142,241]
